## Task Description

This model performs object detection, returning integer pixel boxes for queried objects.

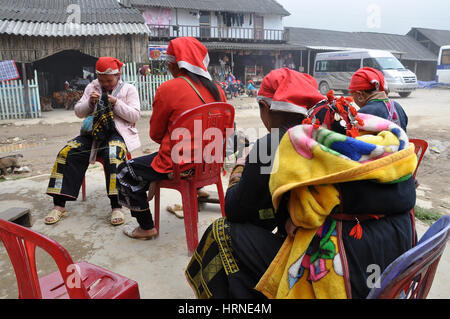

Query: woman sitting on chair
[117,37,227,240]
[349,67,408,131]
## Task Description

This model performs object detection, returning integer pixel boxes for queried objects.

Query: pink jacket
[74,79,141,152]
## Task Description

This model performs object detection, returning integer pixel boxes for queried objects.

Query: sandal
[123,225,158,240]
[111,209,125,226]
[44,209,67,225]
[197,188,210,199]
[166,204,184,219]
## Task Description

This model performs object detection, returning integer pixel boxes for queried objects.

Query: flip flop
[44,209,67,225]
[111,209,125,226]
[166,204,184,219]
[122,225,158,240]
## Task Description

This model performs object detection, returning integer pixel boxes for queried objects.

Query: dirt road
[2,88,449,214]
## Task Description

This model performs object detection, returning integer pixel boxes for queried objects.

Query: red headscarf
[257,68,326,115]
[349,67,385,92]
[96,57,124,75]
[166,37,212,80]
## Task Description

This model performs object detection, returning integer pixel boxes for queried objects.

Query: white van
[437,45,450,84]
[314,50,418,97]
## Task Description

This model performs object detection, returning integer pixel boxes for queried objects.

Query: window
[316,61,328,72]
[441,49,450,65]
[199,11,211,24]
[363,58,381,69]
[316,59,360,72]
[199,11,211,38]
[365,57,405,70]
[343,59,361,72]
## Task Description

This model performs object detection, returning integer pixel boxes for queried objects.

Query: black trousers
[46,132,128,209]
[116,153,168,230]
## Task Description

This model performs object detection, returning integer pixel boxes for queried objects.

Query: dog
[0,154,23,175]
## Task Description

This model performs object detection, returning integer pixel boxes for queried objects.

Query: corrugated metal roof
[409,27,450,48]
[287,27,437,62]
[130,0,290,16]
[0,0,145,24]
[204,41,303,51]
[0,20,150,36]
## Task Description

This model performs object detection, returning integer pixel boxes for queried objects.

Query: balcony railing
[147,25,286,42]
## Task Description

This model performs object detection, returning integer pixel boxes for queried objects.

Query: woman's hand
[108,95,118,107]
[89,91,101,108]
[285,217,298,238]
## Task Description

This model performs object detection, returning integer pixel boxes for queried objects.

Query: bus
[437,45,450,84]
[314,50,418,97]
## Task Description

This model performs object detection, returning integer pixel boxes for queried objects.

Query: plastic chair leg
[216,180,226,218]
[154,186,160,233]
[181,186,198,257]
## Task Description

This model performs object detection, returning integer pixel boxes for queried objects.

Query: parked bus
[437,45,450,84]
[314,50,418,97]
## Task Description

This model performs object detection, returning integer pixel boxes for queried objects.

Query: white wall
[148,8,285,40]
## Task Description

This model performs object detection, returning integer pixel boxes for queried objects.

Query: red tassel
[356,117,364,127]
[313,119,321,130]
[326,90,335,102]
[222,169,227,177]
[302,118,312,125]
[349,219,363,240]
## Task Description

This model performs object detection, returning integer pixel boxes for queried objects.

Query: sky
[276,0,450,35]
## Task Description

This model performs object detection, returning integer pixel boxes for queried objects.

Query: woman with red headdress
[45,57,141,226]
[117,37,227,240]
[185,68,326,298]
[349,67,409,131]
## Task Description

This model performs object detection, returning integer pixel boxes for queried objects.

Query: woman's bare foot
[123,225,158,240]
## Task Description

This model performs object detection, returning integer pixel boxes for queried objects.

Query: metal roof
[0,20,150,37]
[149,41,303,51]
[286,27,437,62]
[130,0,290,16]
[204,42,302,51]
[0,0,149,36]
[409,27,450,48]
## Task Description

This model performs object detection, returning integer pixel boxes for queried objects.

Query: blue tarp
[418,81,450,89]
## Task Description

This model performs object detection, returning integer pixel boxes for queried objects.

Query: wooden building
[0,0,150,98]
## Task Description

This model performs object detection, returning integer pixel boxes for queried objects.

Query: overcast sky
[277,0,450,34]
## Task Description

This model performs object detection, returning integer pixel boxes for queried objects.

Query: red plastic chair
[82,152,132,201]
[0,219,140,299]
[154,102,235,256]
[410,139,428,178]
[408,139,429,246]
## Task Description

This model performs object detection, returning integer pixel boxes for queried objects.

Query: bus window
[441,49,450,65]
[316,61,329,72]
[363,58,381,69]
[343,59,361,72]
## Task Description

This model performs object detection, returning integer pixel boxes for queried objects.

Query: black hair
[183,70,221,102]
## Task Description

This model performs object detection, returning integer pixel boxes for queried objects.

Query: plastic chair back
[0,219,90,299]
[410,139,428,178]
[168,102,235,181]
[367,215,450,299]
[154,102,235,256]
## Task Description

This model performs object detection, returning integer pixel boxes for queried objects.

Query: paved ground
[0,89,449,299]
